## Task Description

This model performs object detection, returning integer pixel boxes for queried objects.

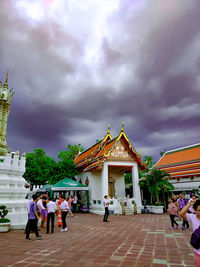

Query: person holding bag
[180,198,200,266]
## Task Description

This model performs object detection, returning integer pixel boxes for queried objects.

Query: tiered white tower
[0,73,28,229]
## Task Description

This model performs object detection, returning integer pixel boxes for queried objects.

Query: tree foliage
[160,151,166,157]
[143,156,155,169]
[139,167,174,203]
[124,173,132,184]
[24,145,85,188]
[23,148,57,189]
[125,156,155,184]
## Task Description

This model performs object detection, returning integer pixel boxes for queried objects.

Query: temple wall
[76,171,101,202]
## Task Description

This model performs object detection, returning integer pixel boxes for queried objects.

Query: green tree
[160,150,166,157]
[124,173,132,184]
[139,167,174,204]
[125,156,155,184]
[143,156,155,169]
[23,148,57,190]
[49,144,84,184]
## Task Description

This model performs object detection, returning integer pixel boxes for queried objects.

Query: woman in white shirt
[60,195,69,232]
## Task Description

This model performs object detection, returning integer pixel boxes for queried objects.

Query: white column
[19,155,26,172]
[132,163,142,213]
[101,162,108,201]
[12,154,19,170]
[3,153,12,166]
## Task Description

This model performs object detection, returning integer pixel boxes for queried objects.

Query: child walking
[168,198,179,230]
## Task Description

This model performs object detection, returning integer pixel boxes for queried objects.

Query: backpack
[190,225,200,249]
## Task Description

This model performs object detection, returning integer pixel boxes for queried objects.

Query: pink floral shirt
[168,203,178,215]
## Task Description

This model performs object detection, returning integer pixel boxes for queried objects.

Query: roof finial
[121,120,124,132]
[107,122,110,134]
[3,71,8,88]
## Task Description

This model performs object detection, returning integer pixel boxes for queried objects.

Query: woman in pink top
[180,199,200,267]
[167,198,178,230]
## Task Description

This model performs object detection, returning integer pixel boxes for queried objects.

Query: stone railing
[0,152,28,229]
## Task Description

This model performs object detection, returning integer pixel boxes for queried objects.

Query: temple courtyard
[0,213,195,267]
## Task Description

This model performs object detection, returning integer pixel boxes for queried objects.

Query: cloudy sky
[0,0,200,162]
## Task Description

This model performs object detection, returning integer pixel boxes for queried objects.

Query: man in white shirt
[46,198,57,234]
[103,195,110,222]
[60,195,69,232]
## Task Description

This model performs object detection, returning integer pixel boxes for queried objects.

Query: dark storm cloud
[0,0,200,162]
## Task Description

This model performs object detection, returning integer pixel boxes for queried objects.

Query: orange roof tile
[96,139,116,158]
[160,162,200,172]
[169,169,200,177]
[74,140,102,164]
[155,144,200,167]
[83,160,104,172]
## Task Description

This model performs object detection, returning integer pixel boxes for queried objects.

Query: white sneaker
[60,229,64,232]
[64,228,68,232]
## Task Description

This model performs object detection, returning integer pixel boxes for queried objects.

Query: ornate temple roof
[74,124,147,172]
[154,143,200,178]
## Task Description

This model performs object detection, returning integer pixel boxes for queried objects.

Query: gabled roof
[155,143,200,167]
[74,126,147,172]
[155,143,200,179]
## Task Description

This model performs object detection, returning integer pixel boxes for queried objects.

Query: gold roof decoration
[74,122,148,172]
[3,71,8,88]
[121,120,124,132]
[107,122,110,134]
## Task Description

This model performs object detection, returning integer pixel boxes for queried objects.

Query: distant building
[155,143,200,195]
[74,124,147,214]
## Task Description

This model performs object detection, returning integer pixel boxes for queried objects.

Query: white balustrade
[0,152,28,229]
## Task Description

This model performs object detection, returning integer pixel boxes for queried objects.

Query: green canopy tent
[51,178,89,211]
[36,184,52,193]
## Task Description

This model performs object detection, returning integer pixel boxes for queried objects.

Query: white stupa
[0,73,28,229]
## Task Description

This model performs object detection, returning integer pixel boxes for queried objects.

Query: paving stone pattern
[0,213,196,267]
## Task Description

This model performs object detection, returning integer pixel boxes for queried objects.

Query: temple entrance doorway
[108,177,115,198]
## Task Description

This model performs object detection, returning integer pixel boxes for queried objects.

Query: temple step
[124,206,133,215]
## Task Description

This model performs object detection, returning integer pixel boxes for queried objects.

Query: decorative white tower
[0,73,28,229]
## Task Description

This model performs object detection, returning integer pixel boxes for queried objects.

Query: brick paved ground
[0,213,196,267]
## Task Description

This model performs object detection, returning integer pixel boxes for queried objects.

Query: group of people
[167,193,195,230]
[25,193,78,240]
[168,193,200,266]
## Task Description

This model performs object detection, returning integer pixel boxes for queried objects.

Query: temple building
[74,124,147,215]
[154,143,200,194]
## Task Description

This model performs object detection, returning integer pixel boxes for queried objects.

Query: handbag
[190,225,200,249]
